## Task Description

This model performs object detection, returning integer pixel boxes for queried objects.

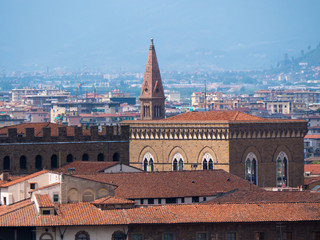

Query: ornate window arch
[172,153,184,171]
[75,231,90,240]
[276,151,288,187]
[202,153,214,170]
[245,152,258,185]
[40,233,53,240]
[142,152,154,172]
[112,231,126,240]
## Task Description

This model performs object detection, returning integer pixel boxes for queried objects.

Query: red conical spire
[140,38,165,99]
[140,39,165,120]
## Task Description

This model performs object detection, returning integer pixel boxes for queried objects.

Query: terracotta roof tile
[56,161,118,175]
[75,170,262,199]
[0,170,48,187]
[0,122,90,137]
[305,164,320,175]
[203,190,320,204]
[92,196,135,205]
[123,110,306,124]
[0,200,320,226]
[304,177,320,185]
[305,134,320,139]
[35,194,54,208]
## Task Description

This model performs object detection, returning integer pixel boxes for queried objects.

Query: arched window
[112,152,119,161]
[40,233,53,240]
[142,152,154,172]
[51,154,58,169]
[82,189,94,202]
[208,159,214,170]
[112,231,126,240]
[75,231,90,240]
[245,153,257,185]
[276,152,288,187]
[3,156,10,170]
[172,153,184,171]
[82,154,89,161]
[143,158,148,171]
[97,153,104,161]
[67,154,73,163]
[173,159,178,171]
[203,159,208,170]
[20,156,27,170]
[179,159,184,170]
[35,155,42,170]
[150,159,154,171]
[202,153,214,170]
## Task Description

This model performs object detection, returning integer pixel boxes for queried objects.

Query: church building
[122,39,308,188]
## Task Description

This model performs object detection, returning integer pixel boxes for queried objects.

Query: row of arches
[2,152,120,171]
[245,151,288,186]
[142,149,289,187]
[143,152,214,171]
[40,230,127,240]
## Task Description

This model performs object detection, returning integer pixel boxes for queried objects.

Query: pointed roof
[140,38,165,99]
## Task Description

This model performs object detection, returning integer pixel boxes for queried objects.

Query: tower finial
[150,38,154,45]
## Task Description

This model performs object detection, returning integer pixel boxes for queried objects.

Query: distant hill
[275,43,320,73]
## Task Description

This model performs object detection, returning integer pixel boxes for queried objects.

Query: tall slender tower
[140,38,165,120]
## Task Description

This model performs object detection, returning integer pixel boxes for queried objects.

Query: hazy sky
[0,0,320,72]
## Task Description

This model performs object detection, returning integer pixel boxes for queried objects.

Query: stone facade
[0,125,129,174]
[123,118,307,188]
[128,222,320,240]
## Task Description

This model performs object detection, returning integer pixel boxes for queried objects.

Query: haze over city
[1,0,320,72]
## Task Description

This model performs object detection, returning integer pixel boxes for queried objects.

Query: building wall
[1,172,60,205]
[0,125,130,174]
[128,222,320,240]
[229,137,305,187]
[36,226,128,240]
[129,138,230,172]
[60,175,115,204]
[127,121,307,188]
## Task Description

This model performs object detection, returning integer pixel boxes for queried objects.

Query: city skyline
[1,0,320,72]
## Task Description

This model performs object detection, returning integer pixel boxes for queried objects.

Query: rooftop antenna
[204,79,207,111]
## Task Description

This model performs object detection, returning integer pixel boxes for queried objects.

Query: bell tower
[140,38,165,120]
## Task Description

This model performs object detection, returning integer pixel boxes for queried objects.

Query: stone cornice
[129,122,308,140]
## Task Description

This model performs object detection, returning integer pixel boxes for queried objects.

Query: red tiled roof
[56,161,118,175]
[35,194,54,208]
[0,122,90,137]
[123,110,306,124]
[75,170,262,199]
[80,113,139,118]
[305,134,320,139]
[0,170,48,187]
[0,201,320,226]
[92,196,135,205]
[305,177,320,185]
[305,164,320,175]
[203,190,320,204]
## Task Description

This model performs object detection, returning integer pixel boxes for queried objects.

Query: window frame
[245,152,258,185]
[276,151,289,187]
[142,152,154,172]
[75,230,90,240]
